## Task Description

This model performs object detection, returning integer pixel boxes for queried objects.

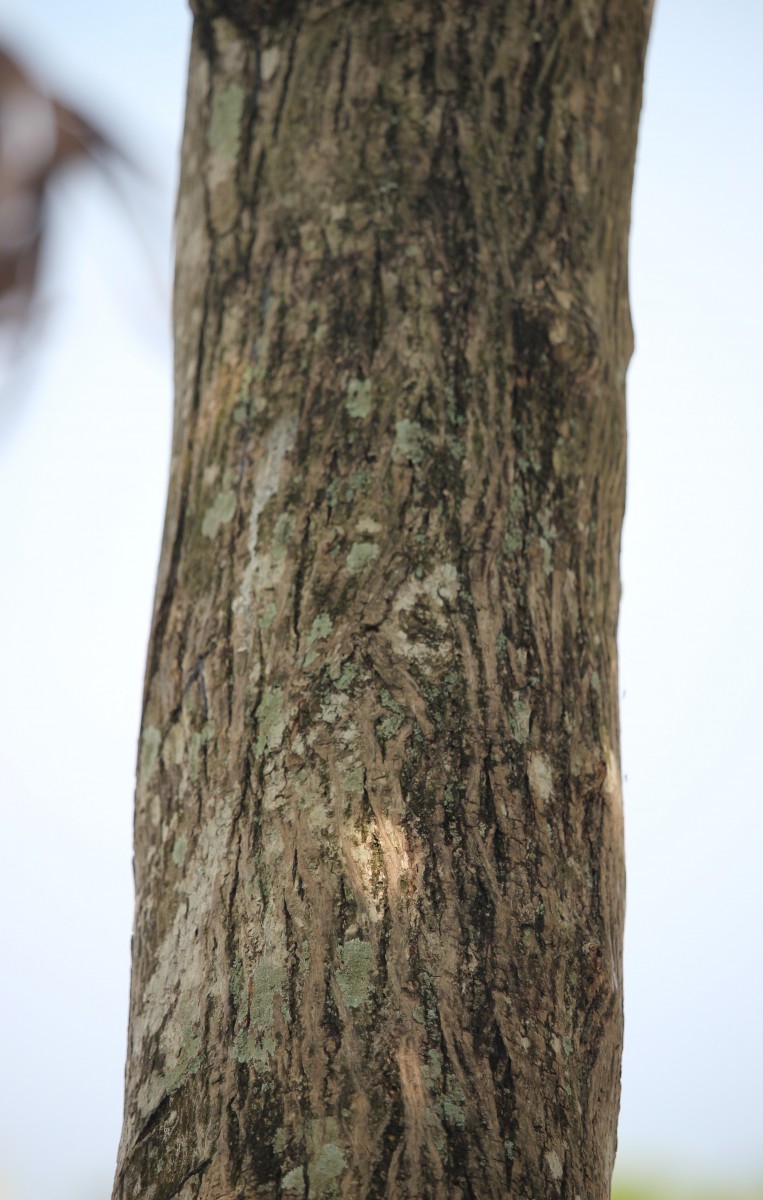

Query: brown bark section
[114,3,650,1197]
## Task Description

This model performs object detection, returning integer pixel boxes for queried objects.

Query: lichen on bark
[114,2,651,1197]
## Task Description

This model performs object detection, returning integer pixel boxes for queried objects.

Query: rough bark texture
[114,3,650,1197]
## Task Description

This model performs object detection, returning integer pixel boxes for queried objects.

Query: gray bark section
[113,2,650,1197]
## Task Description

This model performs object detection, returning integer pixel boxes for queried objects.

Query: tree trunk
[113,2,650,1197]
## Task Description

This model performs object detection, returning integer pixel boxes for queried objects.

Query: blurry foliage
[613,1180,763,1200]
[0,42,127,326]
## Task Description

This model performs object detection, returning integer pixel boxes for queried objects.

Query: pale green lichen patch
[140,726,161,784]
[309,612,333,643]
[502,526,522,558]
[346,542,378,573]
[308,803,331,832]
[393,418,427,466]
[281,1166,305,1195]
[424,1048,466,1128]
[272,512,295,560]
[235,362,258,415]
[538,506,557,576]
[250,957,287,1032]
[209,83,244,158]
[345,377,373,419]
[162,1025,201,1093]
[259,602,277,629]
[336,938,373,1008]
[304,612,332,667]
[502,484,525,557]
[202,488,237,539]
[511,693,531,744]
[377,689,404,740]
[441,1073,467,1126]
[171,834,188,868]
[299,937,311,977]
[325,478,340,509]
[334,663,357,691]
[255,686,286,757]
[309,1143,346,1196]
[341,765,364,794]
[425,1108,446,1157]
[233,955,287,1064]
[345,466,371,503]
[230,956,244,1008]
[426,1048,443,1080]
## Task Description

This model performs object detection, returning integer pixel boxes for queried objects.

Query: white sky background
[0,2,760,1198]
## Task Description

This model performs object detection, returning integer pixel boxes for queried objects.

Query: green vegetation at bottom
[613,1179,763,1200]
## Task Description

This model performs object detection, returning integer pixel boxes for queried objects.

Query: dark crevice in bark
[273,21,300,139]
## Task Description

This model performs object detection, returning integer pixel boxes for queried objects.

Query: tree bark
[113,2,650,1197]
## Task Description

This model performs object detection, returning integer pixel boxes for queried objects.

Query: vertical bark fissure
[114,2,651,1198]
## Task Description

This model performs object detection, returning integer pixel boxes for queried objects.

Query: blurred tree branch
[0,42,129,326]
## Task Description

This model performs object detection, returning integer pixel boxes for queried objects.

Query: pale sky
[0,3,761,1199]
